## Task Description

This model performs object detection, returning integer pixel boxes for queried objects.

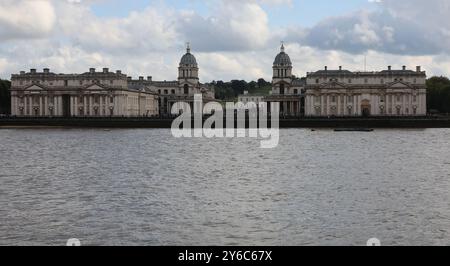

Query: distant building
[265,44,305,116]
[10,68,159,117]
[10,44,426,118]
[9,45,215,117]
[128,44,215,116]
[238,91,265,105]
[305,66,427,116]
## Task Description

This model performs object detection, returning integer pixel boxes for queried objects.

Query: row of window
[313,95,419,103]
[18,96,115,105]
[315,78,418,84]
[158,85,190,95]
[26,80,116,86]
[314,106,418,115]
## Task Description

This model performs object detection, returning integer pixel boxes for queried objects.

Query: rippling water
[1,128,450,246]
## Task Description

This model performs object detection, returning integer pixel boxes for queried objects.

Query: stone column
[39,96,43,116]
[100,96,105,116]
[44,96,48,116]
[402,94,405,115]
[24,97,27,116]
[29,96,33,116]
[337,95,341,116]
[83,96,87,116]
[89,96,93,116]
[70,96,73,116]
[55,96,59,116]
[74,97,78,116]
[11,96,15,116]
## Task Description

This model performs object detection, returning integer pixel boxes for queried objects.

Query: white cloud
[0,0,450,82]
[0,0,56,40]
[177,0,271,52]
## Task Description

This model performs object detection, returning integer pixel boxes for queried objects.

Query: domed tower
[272,43,293,95]
[178,43,199,95]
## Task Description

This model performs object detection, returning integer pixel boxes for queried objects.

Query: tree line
[0,79,11,114]
[426,76,450,114]
[212,78,272,100]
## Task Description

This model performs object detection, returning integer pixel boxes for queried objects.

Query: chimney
[116,70,122,75]
[388,66,392,71]
[139,76,144,81]
[89,68,95,74]
[103,68,109,73]
[127,77,132,81]
[416,66,421,73]
[324,66,328,71]
[30,69,36,74]
[147,76,152,82]
[43,68,50,74]
[339,66,342,71]
[402,66,406,70]
[20,71,25,75]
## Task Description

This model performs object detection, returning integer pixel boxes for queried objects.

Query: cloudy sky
[1,0,450,82]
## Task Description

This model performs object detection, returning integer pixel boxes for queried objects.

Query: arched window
[280,84,285,95]
[184,84,189,95]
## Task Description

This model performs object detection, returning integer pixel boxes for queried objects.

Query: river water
[1,128,450,246]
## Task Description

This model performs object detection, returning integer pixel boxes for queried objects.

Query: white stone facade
[265,44,305,116]
[10,46,216,117]
[305,66,427,116]
[10,68,159,117]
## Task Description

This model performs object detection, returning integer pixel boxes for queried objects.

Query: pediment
[84,84,107,91]
[24,84,45,91]
[388,81,411,89]
[321,82,346,89]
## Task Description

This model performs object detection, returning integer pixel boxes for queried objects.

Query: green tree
[257,78,270,88]
[0,79,11,115]
[427,76,450,113]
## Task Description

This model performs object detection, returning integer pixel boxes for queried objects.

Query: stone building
[10,68,159,117]
[304,66,427,116]
[265,44,305,116]
[238,91,266,105]
[127,44,215,116]
[10,45,215,117]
